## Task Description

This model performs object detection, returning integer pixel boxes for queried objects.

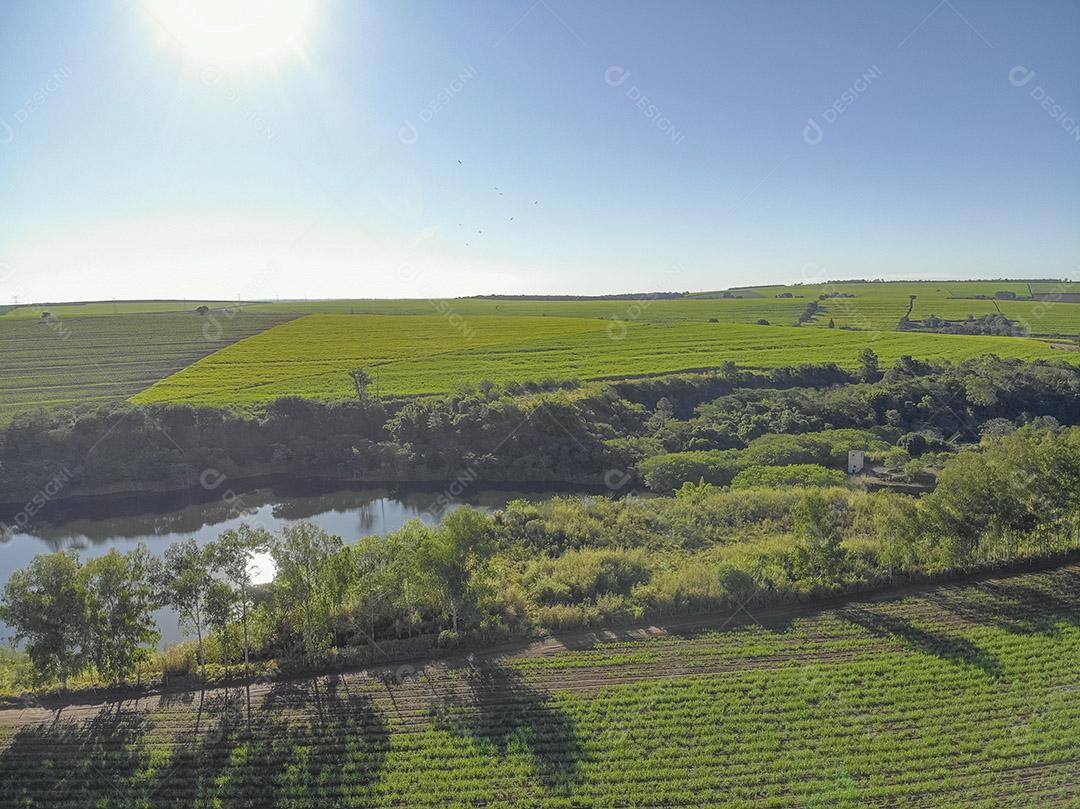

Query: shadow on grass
[0,675,391,808]
[0,707,152,809]
[923,573,1080,637]
[426,660,583,793]
[839,608,1004,680]
[158,675,390,808]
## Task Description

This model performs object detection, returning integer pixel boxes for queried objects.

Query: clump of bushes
[731,464,846,489]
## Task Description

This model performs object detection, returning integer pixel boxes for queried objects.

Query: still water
[0,483,559,645]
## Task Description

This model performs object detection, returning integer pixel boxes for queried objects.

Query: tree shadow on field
[922,573,1080,637]
[839,608,1003,680]
[427,661,583,794]
[147,689,249,809]
[0,705,152,809]
[148,675,390,808]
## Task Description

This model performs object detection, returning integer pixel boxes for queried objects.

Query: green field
[244,296,813,326]
[242,280,1079,336]
[0,301,241,319]
[132,313,1080,407]
[2,562,1078,807]
[4,282,1077,415]
[0,312,296,418]
[719,280,1080,335]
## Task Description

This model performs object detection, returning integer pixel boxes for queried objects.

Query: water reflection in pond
[1,485,561,645]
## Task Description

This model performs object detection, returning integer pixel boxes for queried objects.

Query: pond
[0,482,564,645]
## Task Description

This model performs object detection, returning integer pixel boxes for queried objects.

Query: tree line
[1,355,1078,505]
[0,510,492,690]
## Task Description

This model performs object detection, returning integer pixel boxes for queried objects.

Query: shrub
[524,548,652,605]
[731,464,846,489]
[436,629,461,649]
[639,450,744,492]
[741,429,885,468]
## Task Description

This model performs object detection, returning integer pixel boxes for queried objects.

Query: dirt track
[3,560,1076,731]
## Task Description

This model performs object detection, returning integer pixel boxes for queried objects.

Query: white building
[847,450,865,474]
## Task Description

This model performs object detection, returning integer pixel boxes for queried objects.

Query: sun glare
[144,0,316,69]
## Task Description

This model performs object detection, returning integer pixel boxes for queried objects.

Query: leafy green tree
[271,522,350,663]
[0,551,88,689]
[858,348,880,382]
[926,427,1080,564]
[639,450,744,492]
[161,539,214,680]
[874,493,927,576]
[675,479,717,500]
[349,533,416,645]
[349,368,372,399]
[421,508,495,633]
[209,524,271,681]
[645,397,675,435]
[791,490,849,583]
[82,546,161,685]
[205,579,237,678]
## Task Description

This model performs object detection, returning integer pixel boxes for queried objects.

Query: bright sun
[145,0,316,69]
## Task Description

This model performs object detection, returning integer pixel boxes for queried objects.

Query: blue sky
[0,0,1077,302]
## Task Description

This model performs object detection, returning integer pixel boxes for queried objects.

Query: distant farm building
[848,450,865,474]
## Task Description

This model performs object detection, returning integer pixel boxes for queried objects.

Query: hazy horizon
[10,271,1080,309]
[2,1,1078,303]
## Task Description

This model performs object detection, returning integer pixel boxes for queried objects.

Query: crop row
[134,314,1080,406]
[0,312,295,418]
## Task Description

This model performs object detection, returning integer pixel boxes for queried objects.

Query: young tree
[349,368,372,399]
[204,579,237,679]
[82,546,161,685]
[0,551,88,689]
[858,348,880,382]
[161,539,214,681]
[421,508,495,633]
[208,524,271,682]
[645,397,675,435]
[791,490,849,583]
[271,522,350,664]
[350,534,406,646]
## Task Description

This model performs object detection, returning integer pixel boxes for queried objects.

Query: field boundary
[6,551,1079,720]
